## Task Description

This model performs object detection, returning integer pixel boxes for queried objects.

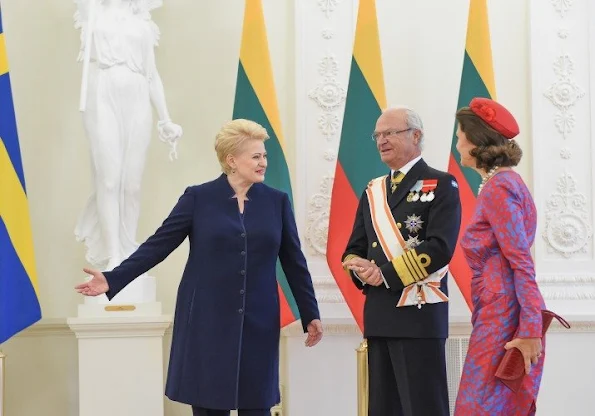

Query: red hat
[469,97,519,139]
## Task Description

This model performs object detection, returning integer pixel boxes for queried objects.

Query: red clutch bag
[494,309,570,392]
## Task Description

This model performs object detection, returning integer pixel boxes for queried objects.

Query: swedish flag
[0,9,41,344]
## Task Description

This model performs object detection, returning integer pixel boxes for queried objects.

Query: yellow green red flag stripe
[326,0,387,332]
[447,0,496,310]
[0,9,42,343]
[232,0,298,327]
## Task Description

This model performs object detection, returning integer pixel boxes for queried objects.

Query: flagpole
[356,339,368,416]
[0,349,5,416]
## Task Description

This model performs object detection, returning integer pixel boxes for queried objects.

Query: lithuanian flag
[0,9,42,343]
[232,0,299,327]
[326,0,387,332]
[447,0,496,310]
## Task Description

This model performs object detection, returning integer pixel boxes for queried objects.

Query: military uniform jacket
[103,174,320,409]
[343,159,461,339]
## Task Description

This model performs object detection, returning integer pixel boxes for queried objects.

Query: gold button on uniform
[371,259,376,264]
[397,222,402,229]
[372,242,378,248]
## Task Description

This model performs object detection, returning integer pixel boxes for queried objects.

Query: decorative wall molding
[317,113,341,141]
[305,175,333,256]
[282,317,595,338]
[14,318,73,338]
[282,318,360,337]
[18,315,595,340]
[538,274,595,284]
[537,273,595,300]
[551,0,574,18]
[557,27,569,39]
[543,172,592,257]
[295,0,352,300]
[323,149,337,161]
[317,0,343,19]
[560,147,572,159]
[544,55,585,139]
[321,28,334,40]
[308,74,346,112]
[531,0,594,301]
[313,276,347,303]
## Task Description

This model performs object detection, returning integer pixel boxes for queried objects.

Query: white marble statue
[73,0,182,286]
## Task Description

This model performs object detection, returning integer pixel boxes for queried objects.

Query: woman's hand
[305,319,323,347]
[74,268,109,297]
[505,337,542,374]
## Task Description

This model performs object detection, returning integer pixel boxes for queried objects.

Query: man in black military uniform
[342,107,461,416]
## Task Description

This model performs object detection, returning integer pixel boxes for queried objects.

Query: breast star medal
[405,235,422,250]
[405,214,424,234]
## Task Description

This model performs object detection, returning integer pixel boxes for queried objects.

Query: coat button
[241,233,246,238]
[238,308,244,314]
[240,270,246,275]
[371,259,376,264]
[397,222,402,229]
[241,251,246,256]
[372,242,378,248]
[240,289,245,295]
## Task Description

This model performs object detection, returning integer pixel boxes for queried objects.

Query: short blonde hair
[215,119,269,174]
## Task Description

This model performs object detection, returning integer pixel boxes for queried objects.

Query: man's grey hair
[382,106,425,150]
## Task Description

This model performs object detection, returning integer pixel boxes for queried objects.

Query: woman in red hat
[453,98,546,415]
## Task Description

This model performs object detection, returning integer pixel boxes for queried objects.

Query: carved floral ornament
[321,28,334,40]
[318,0,342,19]
[305,176,334,256]
[308,77,346,111]
[551,0,574,17]
[318,113,341,140]
[544,55,585,139]
[543,172,592,258]
[309,55,346,140]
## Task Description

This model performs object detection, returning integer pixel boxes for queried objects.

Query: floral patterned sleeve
[483,179,542,338]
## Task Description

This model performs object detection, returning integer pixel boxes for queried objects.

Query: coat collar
[215,173,261,200]
[387,158,427,209]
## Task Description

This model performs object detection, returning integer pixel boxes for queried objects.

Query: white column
[67,315,171,416]
[293,0,357,320]
[530,0,595,313]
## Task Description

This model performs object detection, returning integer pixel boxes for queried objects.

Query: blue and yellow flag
[0,10,41,343]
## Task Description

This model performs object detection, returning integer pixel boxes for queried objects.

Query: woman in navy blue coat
[76,119,323,416]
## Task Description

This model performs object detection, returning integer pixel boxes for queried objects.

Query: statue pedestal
[67,314,171,416]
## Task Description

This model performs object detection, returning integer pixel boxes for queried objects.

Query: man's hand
[342,257,384,286]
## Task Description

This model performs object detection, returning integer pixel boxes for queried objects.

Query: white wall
[2,0,593,415]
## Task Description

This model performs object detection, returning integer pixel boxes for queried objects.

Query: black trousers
[367,337,449,416]
[192,407,270,416]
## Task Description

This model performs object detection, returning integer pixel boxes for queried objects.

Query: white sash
[366,176,449,309]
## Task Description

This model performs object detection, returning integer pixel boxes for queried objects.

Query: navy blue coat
[103,174,320,409]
